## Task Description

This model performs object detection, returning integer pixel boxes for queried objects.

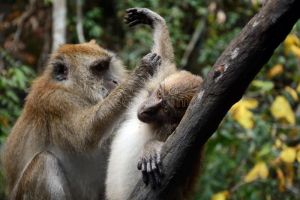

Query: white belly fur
[106,91,154,200]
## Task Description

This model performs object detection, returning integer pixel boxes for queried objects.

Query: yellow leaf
[297,151,300,163]
[211,191,229,200]
[284,34,300,48]
[285,86,299,101]
[275,139,283,149]
[270,96,295,125]
[290,45,300,57]
[244,161,269,183]
[297,83,300,93]
[284,34,300,57]
[280,147,297,163]
[268,64,283,78]
[229,98,258,129]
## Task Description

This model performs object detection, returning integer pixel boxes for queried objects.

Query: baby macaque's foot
[124,8,163,27]
[137,140,164,189]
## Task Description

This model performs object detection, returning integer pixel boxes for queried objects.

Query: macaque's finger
[124,14,137,23]
[126,8,138,14]
[146,157,152,173]
[158,59,162,66]
[155,153,163,176]
[137,160,142,170]
[153,154,160,174]
[141,158,149,185]
[153,169,161,187]
[151,156,157,172]
[151,155,161,187]
[142,158,147,171]
[123,16,130,23]
[142,170,149,185]
[126,11,137,18]
[128,20,142,27]
[150,53,157,60]
[153,55,161,64]
[148,169,157,189]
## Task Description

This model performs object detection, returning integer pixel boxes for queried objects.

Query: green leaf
[252,80,274,92]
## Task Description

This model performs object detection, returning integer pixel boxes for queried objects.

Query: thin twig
[76,0,86,43]
[180,19,206,69]
[13,0,37,45]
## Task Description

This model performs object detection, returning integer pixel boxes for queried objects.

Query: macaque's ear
[89,39,97,44]
[53,62,68,81]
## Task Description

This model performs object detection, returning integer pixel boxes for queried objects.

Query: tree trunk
[129,0,300,199]
[52,0,66,52]
[76,0,85,43]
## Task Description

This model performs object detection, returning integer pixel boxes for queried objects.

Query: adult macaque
[2,40,161,199]
[106,8,203,200]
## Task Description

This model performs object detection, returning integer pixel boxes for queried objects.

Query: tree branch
[52,0,67,52]
[180,19,206,70]
[76,0,86,43]
[13,0,37,46]
[129,0,300,199]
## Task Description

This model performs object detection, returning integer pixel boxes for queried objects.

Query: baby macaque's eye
[163,106,169,113]
[161,101,169,113]
[157,90,162,99]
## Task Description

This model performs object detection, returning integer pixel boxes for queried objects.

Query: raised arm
[125,8,177,81]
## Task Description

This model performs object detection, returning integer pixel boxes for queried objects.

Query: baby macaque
[105,8,203,200]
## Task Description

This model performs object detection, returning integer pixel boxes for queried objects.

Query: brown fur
[162,71,203,109]
[2,41,159,199]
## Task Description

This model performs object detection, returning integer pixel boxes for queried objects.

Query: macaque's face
[138,84,190,124]
[49,41,127,103]
[137,71,203,125]
[138,85,178,124]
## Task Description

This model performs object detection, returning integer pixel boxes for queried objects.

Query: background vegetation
[0,0,299,199]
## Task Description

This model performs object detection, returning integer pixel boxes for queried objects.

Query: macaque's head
[138,71,203,125]
[46,40,127,103]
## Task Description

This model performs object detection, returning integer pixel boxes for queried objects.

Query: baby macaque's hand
[137,140,164,189]
[124,8,164,28]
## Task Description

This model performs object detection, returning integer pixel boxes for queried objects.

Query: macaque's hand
[140,53,162,76]
[137,140,164,189]
[124,8,164,28]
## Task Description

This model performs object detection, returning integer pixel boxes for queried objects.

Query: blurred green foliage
[0,48,35,143]
[0,48,35,199]
[0,0,299,199]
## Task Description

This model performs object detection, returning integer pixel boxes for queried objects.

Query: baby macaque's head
[138,71,203,124]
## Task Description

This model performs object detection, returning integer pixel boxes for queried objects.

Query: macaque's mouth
[137,111,155,123]
[101,88,109,98]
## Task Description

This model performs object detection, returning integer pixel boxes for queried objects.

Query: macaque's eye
[161,101,169,113]
[90,59,110,74]
[157,90,162,99]
[162,106,169,113]
[53,62,68,81]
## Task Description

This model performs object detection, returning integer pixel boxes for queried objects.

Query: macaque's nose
[137,100,161,123]
[112,79,119,85]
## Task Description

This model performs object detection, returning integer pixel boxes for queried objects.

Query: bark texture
[129,0,300,199]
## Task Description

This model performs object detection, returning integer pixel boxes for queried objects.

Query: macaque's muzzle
[137,98,162,123]
[103,78,119,94]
